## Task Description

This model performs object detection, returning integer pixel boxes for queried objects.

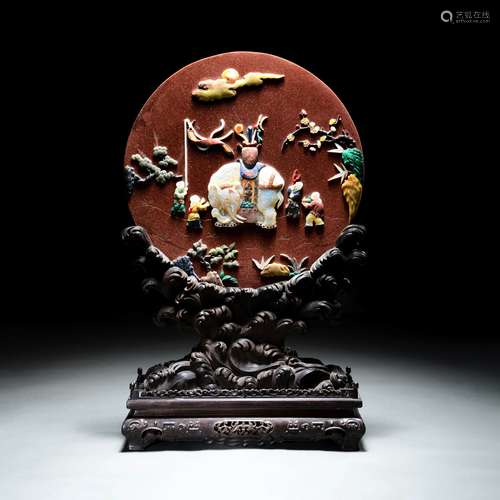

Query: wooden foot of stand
[122,407,364,451]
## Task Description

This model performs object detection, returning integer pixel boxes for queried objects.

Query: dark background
[2,7,496,353]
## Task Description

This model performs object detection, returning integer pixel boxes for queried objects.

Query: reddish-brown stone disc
[125,51,362,288]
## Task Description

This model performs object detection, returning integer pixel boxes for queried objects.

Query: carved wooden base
[122,338,365,450]
[121,224,368,451]
[122,407,365,451]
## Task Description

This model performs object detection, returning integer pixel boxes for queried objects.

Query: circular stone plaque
[125,51,363,289]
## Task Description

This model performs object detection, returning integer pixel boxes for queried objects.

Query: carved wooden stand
[121,225,367,450]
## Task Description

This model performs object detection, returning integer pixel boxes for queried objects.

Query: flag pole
[184,119,189,189]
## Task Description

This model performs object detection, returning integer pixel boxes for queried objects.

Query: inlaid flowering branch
[281,110,356,153]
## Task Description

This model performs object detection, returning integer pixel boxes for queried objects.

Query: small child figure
[171,181,188,217]
[302,191,325,228]
[285,169,304,220]
[186,195,210,230]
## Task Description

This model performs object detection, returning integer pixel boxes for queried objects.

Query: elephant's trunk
[211,207,232,225]
[227,204,244,224]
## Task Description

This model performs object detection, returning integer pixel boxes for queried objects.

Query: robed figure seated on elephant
[208,115,284,229]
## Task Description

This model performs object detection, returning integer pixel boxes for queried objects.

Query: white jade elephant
[208,160,284,229]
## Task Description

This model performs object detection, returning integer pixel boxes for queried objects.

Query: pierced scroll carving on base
[130,339,358,396]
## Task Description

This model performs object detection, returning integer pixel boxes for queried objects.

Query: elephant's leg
[266,208,277,228]
[258,207,277,229]
[256,190,278,229]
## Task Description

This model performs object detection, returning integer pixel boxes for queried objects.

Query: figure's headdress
[234,114,267,147]
[291,169,301,183]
